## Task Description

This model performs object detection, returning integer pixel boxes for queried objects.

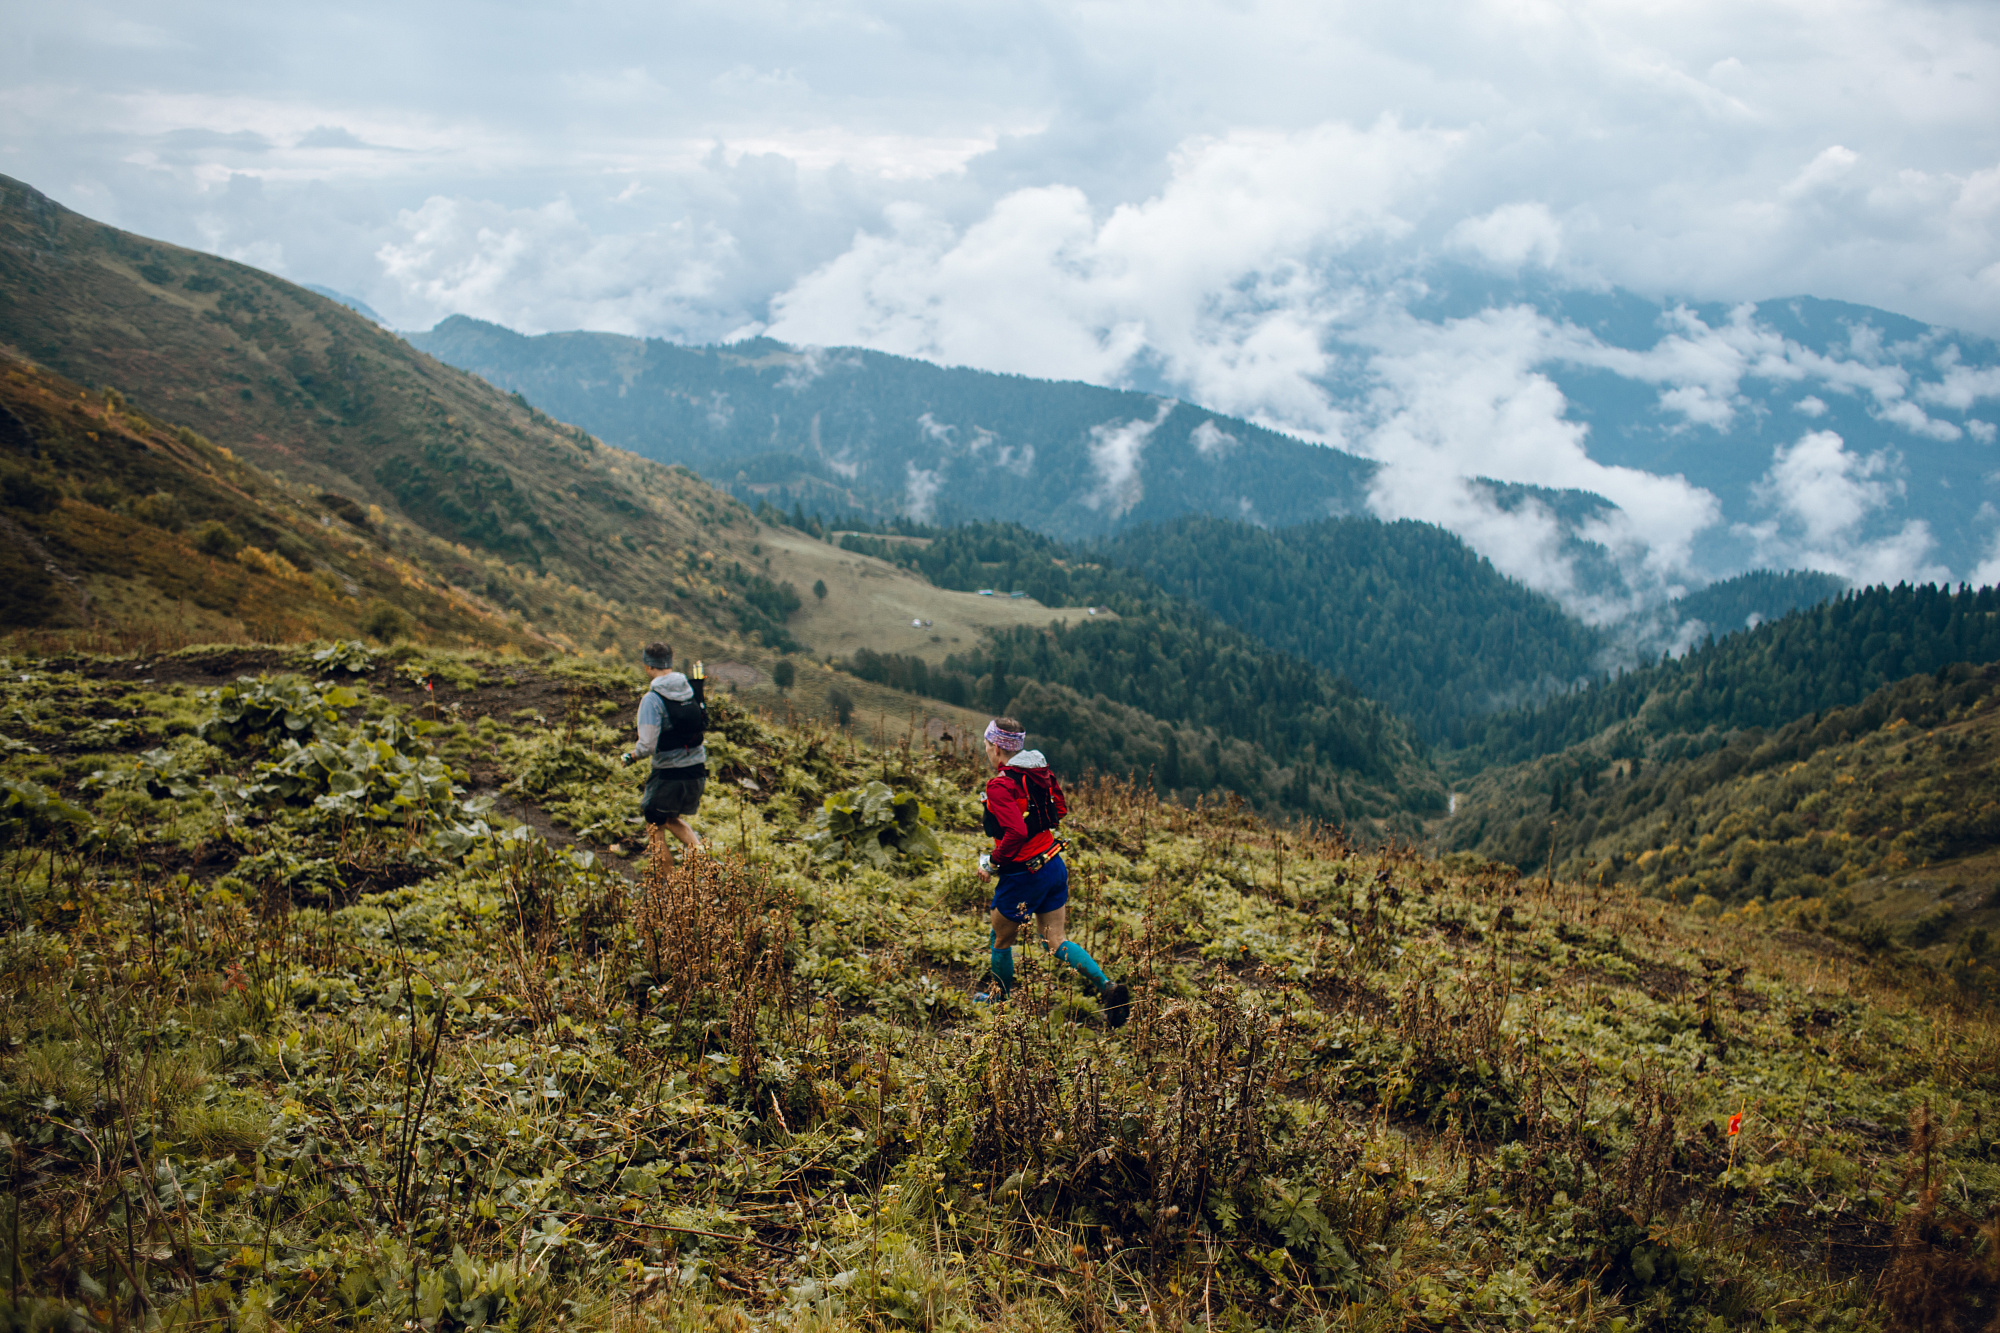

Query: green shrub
[300,639,379,676]
[1906,905,1956,948]
[805,781,943,870]
[191,519,243,556]
[129,491,186,531]
[362,603,410,643]
[197,677,357,752]
[0,466,59,513]
[827,686,855,726]
[0,778,91,846]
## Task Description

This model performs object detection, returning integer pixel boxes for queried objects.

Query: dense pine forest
[839,523,1444,825]
[1664,569,1850,638]
[1098,515,1604,744]
[838,521,1860,760]
[1452,582,2000,771]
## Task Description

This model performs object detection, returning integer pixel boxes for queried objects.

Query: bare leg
[648,818,703,857]
[1034,905,1067,953]
[989,909,1020,949]
[663,816,702,854]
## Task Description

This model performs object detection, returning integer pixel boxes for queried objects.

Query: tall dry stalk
[632,844,796,1077]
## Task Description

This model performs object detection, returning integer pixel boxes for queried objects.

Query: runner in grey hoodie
[620,641,707,857]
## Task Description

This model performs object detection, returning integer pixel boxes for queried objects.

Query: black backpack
[656,679,707,754]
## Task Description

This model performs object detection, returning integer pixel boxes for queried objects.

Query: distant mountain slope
[405,316,1378,540]
[415,276,2000,592]
[1098,515,1605,745]
[1447,661,2000,955]
[1665,569,1849,638]
[0,175,766,632]
[1406,271,2000,578]
[1450,582,2000,777]
[839,520,1855,752]
[303,284,386,324]
[834,523,1446,824]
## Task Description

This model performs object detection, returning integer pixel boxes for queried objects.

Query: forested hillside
[1099,515,1604,744]
[407,317,1378,539]
[842,521,1860,756]
[1446,661,2000,966]
[1452,582,2000,771]
[1666,569,1849,637]
[840,523,1446,826]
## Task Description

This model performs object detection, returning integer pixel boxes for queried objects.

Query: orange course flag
[1727,1112,1744,1136]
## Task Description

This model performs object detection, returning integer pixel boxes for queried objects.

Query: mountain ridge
[410,278,2000,596]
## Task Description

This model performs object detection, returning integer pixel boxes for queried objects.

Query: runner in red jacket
[976,717,1130,1025]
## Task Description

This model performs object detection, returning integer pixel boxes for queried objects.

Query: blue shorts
[990,856,1068,924]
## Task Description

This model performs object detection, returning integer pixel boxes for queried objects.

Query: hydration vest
[982,766,1067,838]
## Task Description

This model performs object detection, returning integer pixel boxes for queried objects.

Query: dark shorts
[641,770,706,823]
[990,855,1068,924]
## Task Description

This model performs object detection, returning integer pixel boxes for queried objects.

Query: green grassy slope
[1445,661,2000,971]
[2,651,1995,1332]
[0,175,776,626]
[0,350,548,649]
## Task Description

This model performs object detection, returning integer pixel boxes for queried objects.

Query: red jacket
[983,751,1065,866]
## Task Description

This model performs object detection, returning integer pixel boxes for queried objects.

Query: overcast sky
[7,0,2000,603]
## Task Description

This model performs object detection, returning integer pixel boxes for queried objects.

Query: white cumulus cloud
[1741,429,1950,583]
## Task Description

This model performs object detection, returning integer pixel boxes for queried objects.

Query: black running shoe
[1101,981,1131,1028]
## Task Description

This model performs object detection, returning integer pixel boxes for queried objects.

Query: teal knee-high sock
[1054,940,1111,992]
[988,929,1015,997]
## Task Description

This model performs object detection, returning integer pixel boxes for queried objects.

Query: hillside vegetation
[1666,571,1850,639]
[1446,661,2000,967]
[0,175,791,640]
[0,352,545,650]
[1097,516,1604,745]
[4,648,1999,1333]
[838,524,1444,829]
[1451,584,2000,773]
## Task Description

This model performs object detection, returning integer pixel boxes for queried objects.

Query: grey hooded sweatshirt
[633,672,707,772]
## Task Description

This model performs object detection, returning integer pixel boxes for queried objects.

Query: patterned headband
[983,720,1026,751]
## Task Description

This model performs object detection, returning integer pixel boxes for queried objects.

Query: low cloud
[1974,528,2000,588]
[904,461,943,522]
[1754,430,1895,545]
[1739,429,1950,584]
[768,119,1462,410]
[1084,401,1174,520]
[377,195,743,337]
[1446,202,1562,271]
[1918,360,2000,412]
[1190,419,1237,458]
[1346,304,1723,615]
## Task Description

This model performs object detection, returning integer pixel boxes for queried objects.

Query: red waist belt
[992,838,1066,876]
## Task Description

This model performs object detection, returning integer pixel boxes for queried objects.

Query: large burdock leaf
[808,781,945,872]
